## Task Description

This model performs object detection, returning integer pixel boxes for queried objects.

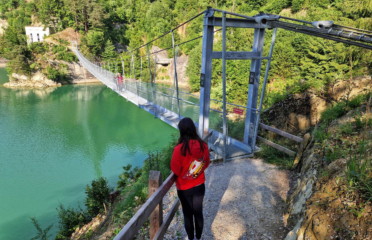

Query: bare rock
[309,94,327,125]
[11,73,29,81]
[0,19,8,35]
[297,114,310,131]
[4,72,61,88]
[331,76,372,101]
[326,158,347,175]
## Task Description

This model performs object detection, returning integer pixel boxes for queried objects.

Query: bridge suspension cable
[74,7,372,165]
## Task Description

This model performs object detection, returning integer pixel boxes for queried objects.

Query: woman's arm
[170,147,182,176]
[203,143,211,169]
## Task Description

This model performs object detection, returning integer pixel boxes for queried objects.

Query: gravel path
[164,157,290,240]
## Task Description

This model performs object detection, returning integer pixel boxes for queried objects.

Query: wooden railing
[258,123,311,169]
[114,132,213,240]
[114,171,179,240]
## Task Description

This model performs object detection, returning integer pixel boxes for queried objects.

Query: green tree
[0,0,21,17]
[63,0,105,32]
[85,177,111,217]
[101,39,117,60]
[35,0,66,31]
[80,29,105,57]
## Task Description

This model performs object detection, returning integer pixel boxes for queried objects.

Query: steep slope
[285,93,371,240]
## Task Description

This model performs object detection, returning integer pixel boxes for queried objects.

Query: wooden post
[292,133,311,169]
[257,136,296,156]
[149,171,163,239]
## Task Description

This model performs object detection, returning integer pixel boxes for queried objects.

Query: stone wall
[284,140,321,240]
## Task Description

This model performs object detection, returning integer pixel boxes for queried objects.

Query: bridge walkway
[72,47,252,159]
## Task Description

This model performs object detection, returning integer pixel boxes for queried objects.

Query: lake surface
[0,68,177,240]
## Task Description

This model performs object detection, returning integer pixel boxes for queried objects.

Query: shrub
[46,66,71,83]
[313,124,329,142]
[324,145,344,163]
[52,45,77,62]
[113,139,176,224]
[85,177,112,218]
[117,164,142,189]
[321,101,347,125]
[55,205,89,239]
[339,122,354,135]
[29,42,48,55]
[346,147,372,202]
[347,94,368,108]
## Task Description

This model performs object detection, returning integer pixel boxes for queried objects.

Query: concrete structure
[25,26,50,44]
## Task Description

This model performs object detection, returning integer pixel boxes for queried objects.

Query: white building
[25,26,50,44]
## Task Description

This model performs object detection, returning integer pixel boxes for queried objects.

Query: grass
[255,144,294,169]
[311,92,372,202]
[338,122,354,135]
[314,92,371,143]
[111,139,176,234]
[346,140,372,202]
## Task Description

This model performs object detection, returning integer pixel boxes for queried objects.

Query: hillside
[0,0,371,107]
[285,93,371,240]
[62,92,371,240]
[0,1,371,239]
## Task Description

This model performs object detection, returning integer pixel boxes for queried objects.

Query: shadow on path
[202,158,290,240]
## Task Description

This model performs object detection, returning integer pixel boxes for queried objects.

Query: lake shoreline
[1,68,101,89]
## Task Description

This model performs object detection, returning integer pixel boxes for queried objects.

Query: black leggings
[177,184,205,240]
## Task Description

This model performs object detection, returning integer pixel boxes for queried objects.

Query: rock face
[151,46,189,88]
[262,76,372,134]
[284,144,320,239]
[67,62,101,84]
[4,72,62,88]
[2,61,101,88]
[0,58,7,68]
[284,106,372,240]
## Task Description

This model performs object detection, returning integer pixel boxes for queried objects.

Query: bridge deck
[72,48,252,159]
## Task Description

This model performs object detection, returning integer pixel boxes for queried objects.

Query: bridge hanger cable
[210,8,255,20]
[127,10,206,54]
[135,28,222,58]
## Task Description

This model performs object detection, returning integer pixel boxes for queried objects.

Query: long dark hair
[177,117,205,156]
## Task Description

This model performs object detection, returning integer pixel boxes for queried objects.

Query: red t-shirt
[170,139,210,190]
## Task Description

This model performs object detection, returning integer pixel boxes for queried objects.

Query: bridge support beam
[199,9,272,157]
[244,28,266,150]
[198,9,215,138]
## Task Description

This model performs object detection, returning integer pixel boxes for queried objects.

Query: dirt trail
[165,157,291,240]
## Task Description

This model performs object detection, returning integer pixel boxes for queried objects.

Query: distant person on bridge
[171,117,210,240]
[116,73,123,91]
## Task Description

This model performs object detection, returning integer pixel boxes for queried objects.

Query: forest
[0,1,371,239]
[0,0,371,107]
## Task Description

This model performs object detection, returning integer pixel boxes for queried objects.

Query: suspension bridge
[70,7,372,240]
[73,7,372,163]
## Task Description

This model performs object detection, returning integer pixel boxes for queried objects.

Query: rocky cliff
[284,95,371,240]
[3,61,100,89]
[262,76,372,134]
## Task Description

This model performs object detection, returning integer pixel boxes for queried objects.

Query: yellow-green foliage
[314,93,372,201]
[1,1,371,105]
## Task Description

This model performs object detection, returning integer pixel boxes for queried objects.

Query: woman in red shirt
[171,117,210,240]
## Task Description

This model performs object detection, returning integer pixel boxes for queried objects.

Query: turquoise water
[0,68,176,240]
